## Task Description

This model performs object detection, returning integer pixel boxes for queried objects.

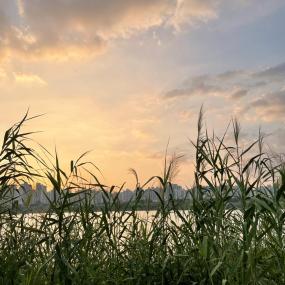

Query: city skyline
[4,181,189,210]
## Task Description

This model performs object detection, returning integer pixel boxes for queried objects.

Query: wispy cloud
[164,75,223,99]
[169,0,219,30]
[244,90,285,121]
[13,72,47,86]
[164,62,285,100]
[162,62,285,125]
[230,88,248,100]
[253,62,285,81]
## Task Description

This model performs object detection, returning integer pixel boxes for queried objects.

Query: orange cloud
[0,0,230,61]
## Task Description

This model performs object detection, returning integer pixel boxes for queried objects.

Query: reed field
[0,109,285,285]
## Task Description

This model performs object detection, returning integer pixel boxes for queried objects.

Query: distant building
[119,189,135,203]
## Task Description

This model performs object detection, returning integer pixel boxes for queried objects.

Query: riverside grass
[0,110,285,285]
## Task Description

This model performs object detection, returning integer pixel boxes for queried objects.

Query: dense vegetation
[0,110,285,284]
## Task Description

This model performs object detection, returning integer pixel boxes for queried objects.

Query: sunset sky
[1,0,285,188]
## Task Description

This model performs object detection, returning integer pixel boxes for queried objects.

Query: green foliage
[0,110,284,284]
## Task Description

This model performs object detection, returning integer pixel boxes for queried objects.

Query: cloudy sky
[0,0,285,187]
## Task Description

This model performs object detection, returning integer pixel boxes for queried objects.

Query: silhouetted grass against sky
[1,0,285,187]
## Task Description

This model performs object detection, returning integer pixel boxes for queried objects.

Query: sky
[0,0,285,188]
